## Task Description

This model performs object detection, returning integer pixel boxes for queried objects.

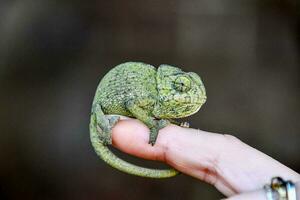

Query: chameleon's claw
[180,122,190,128]
[148,136,156,146]
[149,140,155,146]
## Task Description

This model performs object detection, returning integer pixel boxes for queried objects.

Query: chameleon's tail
[90,115,179,178]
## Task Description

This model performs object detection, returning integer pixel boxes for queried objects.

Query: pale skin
[112,118,300,199]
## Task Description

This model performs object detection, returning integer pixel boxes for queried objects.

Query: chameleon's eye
[174,76,191,92]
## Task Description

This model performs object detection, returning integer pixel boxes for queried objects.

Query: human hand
[111,118,300,198]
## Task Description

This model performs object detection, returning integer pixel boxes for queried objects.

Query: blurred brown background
[0,0,299,199]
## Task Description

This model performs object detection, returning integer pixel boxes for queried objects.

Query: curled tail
[90,115,179,178]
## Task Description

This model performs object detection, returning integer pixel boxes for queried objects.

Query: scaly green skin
[90,62,206,178]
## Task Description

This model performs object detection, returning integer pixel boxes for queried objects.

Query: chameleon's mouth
[173,92,206,105]
[189,94,207,105]
[182,96,206,117]
[198,96,207,104]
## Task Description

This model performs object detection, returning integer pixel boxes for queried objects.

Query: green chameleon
[90,62,206,178]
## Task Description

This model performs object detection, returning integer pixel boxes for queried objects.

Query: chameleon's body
[90,62,206,178]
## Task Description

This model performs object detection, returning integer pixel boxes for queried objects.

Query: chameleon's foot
[96,125,112,145]
[148,119,170,146]
[96,115,120,145]
[149,127,158,146]
[180,121,190,128]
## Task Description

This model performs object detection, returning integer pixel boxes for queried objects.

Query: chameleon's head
[153,64,207,119]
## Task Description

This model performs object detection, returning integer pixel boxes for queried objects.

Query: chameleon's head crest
[153,64,206,118]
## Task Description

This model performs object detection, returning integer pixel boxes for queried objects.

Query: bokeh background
[0,0,299,199]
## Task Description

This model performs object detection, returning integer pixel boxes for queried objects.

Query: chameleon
[90,62,206,178]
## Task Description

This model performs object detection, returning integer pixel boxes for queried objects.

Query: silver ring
[264,177,297,200]
[286,181,297,200]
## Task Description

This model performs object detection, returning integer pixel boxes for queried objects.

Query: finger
[111,118,168,161]
[111,119,232,195]
[111,119,221,176]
